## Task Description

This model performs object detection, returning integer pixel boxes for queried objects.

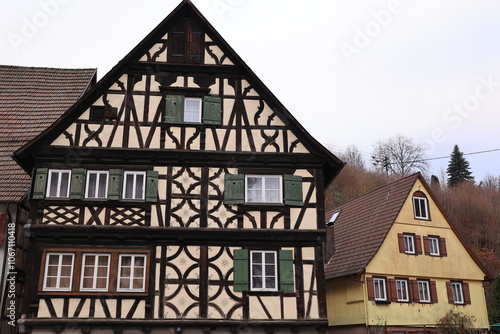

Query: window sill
[375,300,391,305]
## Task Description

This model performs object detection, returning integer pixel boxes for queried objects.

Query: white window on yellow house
[373,277,387,301]
[396,279,409,302]
[403,234,415,254]
[418,280,431,303]
[413,191,429,220]
[451,282,464,304]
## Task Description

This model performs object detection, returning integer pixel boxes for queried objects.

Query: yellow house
[324,173,492,333]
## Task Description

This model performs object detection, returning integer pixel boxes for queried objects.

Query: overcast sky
[1,0,500,182]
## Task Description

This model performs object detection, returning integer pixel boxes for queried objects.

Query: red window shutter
[446,282,454,304]
[398,233,405,253]
[187,20,204,64]
[430,281,438,303]
[410,280,419,303]
[388,279,397,302]
[0,214,6,246]
[463,283,471,305]
[440,237,447,257]
[367,277,375,301]
[423,236,430,255]
[415,235,423,255]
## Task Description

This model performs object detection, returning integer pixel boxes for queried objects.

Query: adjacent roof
[0,65,96,202]
[324,174,418,280]
[12,0,343,184]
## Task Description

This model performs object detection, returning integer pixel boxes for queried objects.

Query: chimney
[324,210,341,263]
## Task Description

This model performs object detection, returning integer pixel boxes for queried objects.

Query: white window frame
[250,250,278,292]
[117,254,147,292]
[404,234,415,254]
[183,97,202,123]
[245,175,283,204]
[418,280,431,303]
[47,169,71,198]
[85,170,109,199]
[396,279,409,302]
[122,171,146,200]
[43,252,75,291]
[373,277,387,301]
[452,282,464,304]
[429,236,440,256]
[413,195,429,220]
[80,253,110,291]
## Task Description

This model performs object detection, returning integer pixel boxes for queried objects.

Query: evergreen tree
[446,145,474,187]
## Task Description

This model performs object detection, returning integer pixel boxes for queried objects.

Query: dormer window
[412,191,429,220]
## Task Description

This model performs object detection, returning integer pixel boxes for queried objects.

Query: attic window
[327,210,341,226]
[168,18,204,64]
[90,106,117,121]
[412,191,430,220]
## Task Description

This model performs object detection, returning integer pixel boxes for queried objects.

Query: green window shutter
[233,249,249,292]
[164,95,184,123]
[284,174,303,206]
[146,170,159,203]
[69,168,86,200]
[32,168,48,199]
[202,96,222,125]
[224,174,245,205]
[108,169,123,200]
[279,250,294,292]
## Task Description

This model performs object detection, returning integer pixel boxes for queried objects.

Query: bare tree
[338,144,366,170]
[372,134,429,178]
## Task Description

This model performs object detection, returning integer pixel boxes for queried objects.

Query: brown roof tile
[0,65,96,202]
[324,174,419,280]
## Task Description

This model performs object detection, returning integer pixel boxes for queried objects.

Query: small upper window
[184,97,202,123]
[123,171,146,200]
[245,175,282,203]
[47,170,71,198]
[413,191,429,220]
[85,171,108,199]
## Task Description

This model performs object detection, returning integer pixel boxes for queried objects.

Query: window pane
[265,277,276,289]
[135,174,144,199]
[252,252,262,264]
[82,278,93,288]
[59,277,71,288]
[133,278,144,289]
[264,252,275,264]
[124,174,134,199]
[119,278,129,289]
[97,174,107,198]
[60,172,70,197]
[247,190,262,202]
[184,98,201,122]
[60,265,72,277]
[45,277,57,287]
[265,189,280,203]
[134,267,144,278]
[96,278,107,289]
[47,265,58,276]
[88,173,97,198]
[247,177,262,190]
[49,173,59,197]
[266,178,280,189]
[252,265,262,276]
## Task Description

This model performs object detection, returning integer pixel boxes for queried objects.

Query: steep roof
[0,65,96,202]
[12,0,343,184]
[324,174,420,279]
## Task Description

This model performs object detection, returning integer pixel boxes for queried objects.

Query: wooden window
[85,171,108,199]
[47,170,71,198]
[43,253,75,291]
[447,281,471,305]
[40,249,149,295]
[167,18,204,64]
[246,175,282,203]
[117,254,147,292]
[80,253,110,291]
[232,249,294,292]
[164,95,222,125]
[395,279,409,302]
[413,191,430,220]
[123,171,146,200]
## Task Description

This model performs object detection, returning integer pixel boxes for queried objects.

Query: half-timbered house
[0,65,96,334]
[12,1,343,333]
